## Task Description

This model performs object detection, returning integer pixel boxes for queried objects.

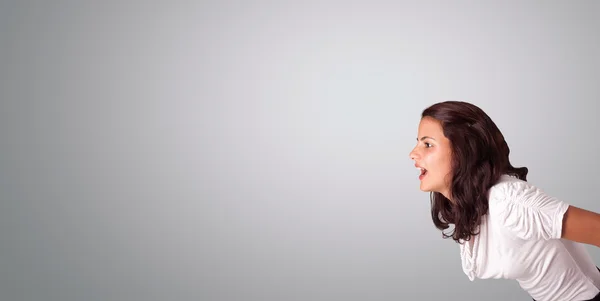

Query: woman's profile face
[409,117,453,198]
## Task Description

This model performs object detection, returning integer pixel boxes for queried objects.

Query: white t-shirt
[459,174,600,301]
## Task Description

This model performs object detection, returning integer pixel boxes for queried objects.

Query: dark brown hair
[422,101,528,243]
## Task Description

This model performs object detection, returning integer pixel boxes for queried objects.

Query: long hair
[422,101,528,243]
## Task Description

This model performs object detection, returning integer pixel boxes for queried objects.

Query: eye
[424,142,432,148]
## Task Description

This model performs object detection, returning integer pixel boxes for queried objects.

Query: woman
[408,101,600,301]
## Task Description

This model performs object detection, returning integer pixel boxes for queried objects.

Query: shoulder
[487,175,570,240]
[488,175,563,209]
[488,174,537,201]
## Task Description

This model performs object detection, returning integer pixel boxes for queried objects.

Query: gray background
[1,1,599,300]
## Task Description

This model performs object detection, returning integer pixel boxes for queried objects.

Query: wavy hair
[421,101,528,243]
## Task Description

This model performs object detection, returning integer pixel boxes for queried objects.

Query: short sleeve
[488,180,570,241]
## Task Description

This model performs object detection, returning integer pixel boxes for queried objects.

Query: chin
[420,182,439,194]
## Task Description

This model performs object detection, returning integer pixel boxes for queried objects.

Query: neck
[441,190,453,202]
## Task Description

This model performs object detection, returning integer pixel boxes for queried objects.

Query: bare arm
[561,205,600,247]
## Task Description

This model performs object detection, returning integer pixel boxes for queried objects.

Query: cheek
[425,151,452,174]
[442,155,453,173]
[435,155,452,173]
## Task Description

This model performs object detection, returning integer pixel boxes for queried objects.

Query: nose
[409,146,419,160]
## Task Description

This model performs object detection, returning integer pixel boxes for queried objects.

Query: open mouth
[418,168,428,179]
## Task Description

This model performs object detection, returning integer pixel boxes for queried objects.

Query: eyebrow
[417,136,436,141]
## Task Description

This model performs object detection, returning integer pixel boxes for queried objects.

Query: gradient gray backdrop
[2,1,599,300]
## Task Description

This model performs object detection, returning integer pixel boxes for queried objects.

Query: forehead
[418,117,444,137]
